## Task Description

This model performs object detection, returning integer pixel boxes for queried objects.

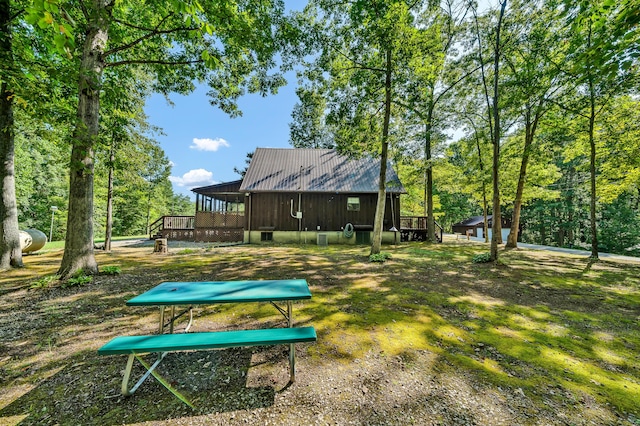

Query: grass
[1,239,639,425]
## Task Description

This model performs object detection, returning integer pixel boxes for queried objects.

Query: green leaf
[53,34,66,50]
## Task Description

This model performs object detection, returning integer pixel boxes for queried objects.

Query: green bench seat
[98,327,317,355]
[98,327,316,395]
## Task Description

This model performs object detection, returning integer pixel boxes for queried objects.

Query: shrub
[101,265,121,275]
[369,252,392,263]
[472,252,492,263]
[30,275,60,289]
[63,271,93,288]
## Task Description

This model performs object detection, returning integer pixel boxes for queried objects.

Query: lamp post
[49,206,58,242]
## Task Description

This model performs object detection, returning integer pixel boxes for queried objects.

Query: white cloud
[190,137,230,152]
[169,169,216,188]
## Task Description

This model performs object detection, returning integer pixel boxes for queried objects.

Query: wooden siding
[247,192,400,232]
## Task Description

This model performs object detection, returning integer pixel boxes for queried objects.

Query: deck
[400,216,443,243]
[148,213,244,243]
[150,215,442,243]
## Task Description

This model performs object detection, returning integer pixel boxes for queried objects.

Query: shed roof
[453,215,492,227]
[239,148,405,193]
[191,180,243,197]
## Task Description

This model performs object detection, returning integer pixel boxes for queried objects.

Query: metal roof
[453,215,492,227]
[191,180,243,197]
[239,148,405,193]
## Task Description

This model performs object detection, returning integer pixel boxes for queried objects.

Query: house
[239,148,405,244]
[452,215,513,241]
[153,147,409,245]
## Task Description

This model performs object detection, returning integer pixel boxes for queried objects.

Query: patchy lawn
[1,239,639,425]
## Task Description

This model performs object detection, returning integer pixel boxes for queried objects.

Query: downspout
[290,195,302,243]
[299,167,303,242]
[246,193,251,244]
[298,193,302,233]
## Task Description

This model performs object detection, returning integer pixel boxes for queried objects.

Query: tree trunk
[482,197,489,242]
[490,0,507,261]
[146,184,152,233]
[567,172,574,246]
[371,48,392,255]
[58,0,113,278]
[470,119,490,243]
[506,112,538,248]
[588,83,598,259]
[425,103,435,243]
[586,22,599,260]
[0,0,22,270]
[104,138,115,252]
[468,118,490,242]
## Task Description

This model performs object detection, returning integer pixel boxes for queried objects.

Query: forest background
[1,0,639,273]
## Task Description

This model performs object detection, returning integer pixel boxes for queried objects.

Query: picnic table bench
[98,280,316,396]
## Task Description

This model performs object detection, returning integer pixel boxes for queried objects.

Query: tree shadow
[0,348,277,425]
[582,256,599,274]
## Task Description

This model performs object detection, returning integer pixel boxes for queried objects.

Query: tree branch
[337,64,387,74]
[105,58,203,68]
[433,64,482,107]
[79,2,89,21]
[105,15,198,57]
[10,8,24,22]
[327,39,386,74]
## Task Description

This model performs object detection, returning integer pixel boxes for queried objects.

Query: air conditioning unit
[317,233,328,246]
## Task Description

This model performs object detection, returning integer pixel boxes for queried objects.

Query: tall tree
[99,68,155,251]
[141,142,171,233]
[559,0,639,259]
[0,0,22,270]
[471,0,508,260]
[503,1,566,248]
[297,0,434,254]
[28,0,289,277]
[399,0,473,243]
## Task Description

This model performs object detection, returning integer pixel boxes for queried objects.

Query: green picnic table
[98,279,316,396]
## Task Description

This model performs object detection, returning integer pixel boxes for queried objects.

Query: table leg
[289,342,296,383]
[121,352,168,396]
[158,306,165,334]
[169,306,176,333]
[287,300,295,382]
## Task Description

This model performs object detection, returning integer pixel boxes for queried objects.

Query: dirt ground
[1,240,639,425]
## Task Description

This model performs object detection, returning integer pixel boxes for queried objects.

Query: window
[261,232,273,241]
[347,197,360,211]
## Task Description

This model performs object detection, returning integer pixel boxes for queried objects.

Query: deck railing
[399,216,444,243]
[148,215,195,239]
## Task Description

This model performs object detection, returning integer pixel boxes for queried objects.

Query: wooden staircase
[148,216,195,240]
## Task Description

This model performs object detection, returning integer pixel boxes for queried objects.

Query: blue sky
[144,0,493,200]
[144,71,298,200]
[144,0,302,200]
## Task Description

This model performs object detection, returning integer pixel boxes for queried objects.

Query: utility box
[317,233,328,246]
